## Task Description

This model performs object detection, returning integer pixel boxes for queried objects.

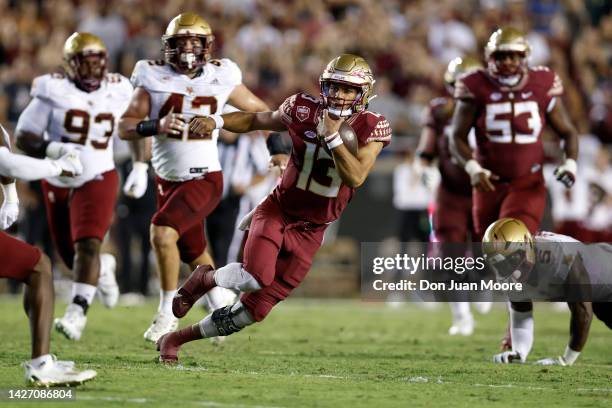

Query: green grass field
[0,296,610,408]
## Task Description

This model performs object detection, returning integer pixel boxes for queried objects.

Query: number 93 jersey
[16,73,133,188]
[454,66,563,180]
[130,58,242,181]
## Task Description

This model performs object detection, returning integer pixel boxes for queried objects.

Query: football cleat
[54,303,87,341]
[156,333,180,364]
[143,312,178,343]
[24,355,97,387]
[448,316,475,336]
[172,264,216,318]
[474,301,492,314]
[97,253,119,308]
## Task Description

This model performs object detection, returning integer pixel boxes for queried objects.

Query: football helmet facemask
[482,218,536,283]
[484,27,530,86]
[320,54,375,117]
[63,32,107,92]
[444,56,483,94]
[162,12,214,74]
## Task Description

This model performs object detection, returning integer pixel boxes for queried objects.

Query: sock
[204,287,238,311]
[449,302,471,323]
[167,324,202,346]
[214,262,262,292]
[72,282,97,313]
[30,354,52,368]
[159,290,177,314]
[510,307,534,361]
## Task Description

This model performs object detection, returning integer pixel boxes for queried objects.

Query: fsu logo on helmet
[484,27,531,86]
[319,54,375,117]
[63,32,107,92]
[162,12,215,74]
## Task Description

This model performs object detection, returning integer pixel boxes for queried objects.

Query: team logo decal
[296,106,310,122]
[304,130,317,139]
[491,92,502,101]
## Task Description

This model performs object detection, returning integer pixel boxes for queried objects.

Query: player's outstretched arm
[547,98,579,188]
[189,110,287,135]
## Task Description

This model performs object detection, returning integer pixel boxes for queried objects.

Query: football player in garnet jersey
[482,218,611,366]
[0,124,96,386]
[156,54,392,363]
[118,12,270,343]
[15,32,129,341]
[417,56,491,336]
[450,27,579,238]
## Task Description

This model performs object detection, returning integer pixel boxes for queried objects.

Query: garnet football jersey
[16,73,132,188]
[131,58,241,181]
[455,67,563,180]
[273,92,391,224]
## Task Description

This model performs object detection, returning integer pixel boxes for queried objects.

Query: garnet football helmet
[484,27,530,86]
[443,56,483,93]
[320,54,375,117]
[482,218,535,283]
[162,12,214,74]
[63,32,107,92]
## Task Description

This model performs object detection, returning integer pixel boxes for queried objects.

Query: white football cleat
[54,304,87,341]
[24,355,96,387]
[97,253,119,308]
[448,316,474,336]
[143,312,178,343]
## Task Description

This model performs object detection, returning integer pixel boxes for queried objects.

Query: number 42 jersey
[274,92,392,225]
[130,59,242,181]
[16,72,133,188]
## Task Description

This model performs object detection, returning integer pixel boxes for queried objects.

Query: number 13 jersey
[130,59,242,181]
[275,92,392,225]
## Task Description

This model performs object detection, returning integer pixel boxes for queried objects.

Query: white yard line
[78,395,285,408]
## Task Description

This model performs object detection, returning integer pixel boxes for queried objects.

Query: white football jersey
[530,232,612,301]
[131,59,242,181]
[16,73,132,188]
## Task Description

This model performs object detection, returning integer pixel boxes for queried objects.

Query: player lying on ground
[156,54,392,363]
[482,218,612,365]
[0,124,96,386]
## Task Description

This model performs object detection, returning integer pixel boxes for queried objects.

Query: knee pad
[211,301,255,336]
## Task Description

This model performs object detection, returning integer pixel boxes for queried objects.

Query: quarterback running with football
[156,54,392,363]
[118,12,270,343]
[482,218,612,366]
[0,124,96,386]
[15,32,128,341]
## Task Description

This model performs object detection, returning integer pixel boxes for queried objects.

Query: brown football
[338,121,359,156]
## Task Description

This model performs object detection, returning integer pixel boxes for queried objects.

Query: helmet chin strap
[327,106,352,117]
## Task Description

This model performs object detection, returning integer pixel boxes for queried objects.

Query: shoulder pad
[30,74,66,100]
[208,58,242,86]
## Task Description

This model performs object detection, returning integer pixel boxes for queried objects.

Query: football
[338,121,359,156]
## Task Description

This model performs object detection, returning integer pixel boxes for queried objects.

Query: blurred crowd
[0,0,609,295]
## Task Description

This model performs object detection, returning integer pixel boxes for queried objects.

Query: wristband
[561,346,580,366]
[132,161,149,172]
[266,132,290,155]
[324,132,343,150]
[136,119,159,136]
[464,159,484,177]
[1,182,18,203]
[209,114,224,129]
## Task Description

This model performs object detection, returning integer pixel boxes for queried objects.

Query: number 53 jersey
[454,66,563,180]
[130,59,242,182]
[16,73,132,188]
[275,92,392,225]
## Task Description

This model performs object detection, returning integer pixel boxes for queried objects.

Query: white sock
[198,301,255,338]
[204,287,237,311]
[72,282,97,305]
[30,354,52,368]
[214,262,262,292]
[510,307,534,361]
[158,290,177,314]
[449,302,472,323]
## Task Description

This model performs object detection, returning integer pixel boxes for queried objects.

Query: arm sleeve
[0,147,60,180]
[15,97,53,136]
